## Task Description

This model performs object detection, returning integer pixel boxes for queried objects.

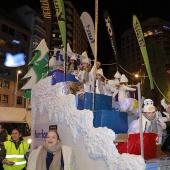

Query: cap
[142,99,156,112]
[120,74,128,83]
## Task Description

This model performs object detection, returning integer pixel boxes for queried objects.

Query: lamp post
[13,70,21,107]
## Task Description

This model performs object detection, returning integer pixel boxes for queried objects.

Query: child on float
[75,57,93,92]
[107,71,121,94]
[128,99,167,144]
[112,74,136,101]
[67,55,79,75]
[94,69,112,96]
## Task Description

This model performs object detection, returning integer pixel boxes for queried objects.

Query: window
[0,52,5,60]
[0,79,2,88]
[4,69,10,76]
[3,80,10,89]
[2,24,8,33]
[2,24,15,36]
[18,83,23,90]
[21,33,27,42]
[17,96,22,105]
[9,28,14,36]
[2,94,8,103]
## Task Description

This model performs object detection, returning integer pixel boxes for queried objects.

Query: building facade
[121,17,170,85]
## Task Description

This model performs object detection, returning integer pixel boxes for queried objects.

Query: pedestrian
[27,130,78,170]
[0,128,29,170]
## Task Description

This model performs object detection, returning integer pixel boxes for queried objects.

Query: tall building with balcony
[15,5,47,61]
[121,17,170,84]
[50,0,89,55]
[0,13,31,108]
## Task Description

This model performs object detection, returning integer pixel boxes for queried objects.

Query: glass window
[17,96,22,105]
[9,28,14,36]
[2,24,8,33]
[21,33,27,41]
[2,94,8,103]
[4,69,10,76]
[0,79,2,88]
[3,80,10,89]
[0,51,5,59]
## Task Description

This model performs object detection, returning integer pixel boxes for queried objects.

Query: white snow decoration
[31,76,146,170]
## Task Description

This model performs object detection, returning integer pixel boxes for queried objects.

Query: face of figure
[81,62,88,69]
[96,73,102,80]
[0,125,3,133]
[11,129,22,142]
[97,62,101,69]
[45,131,59,147]
[167,105,170,113]
[70,59,75,64]
[144,112,155,120]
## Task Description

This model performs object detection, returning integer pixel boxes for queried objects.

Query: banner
[53,0,67,51]
[80,12,95,56]
[51,48,91,67]
[39,0,52,48]
[103,10,119,69]
[133,15,154,89]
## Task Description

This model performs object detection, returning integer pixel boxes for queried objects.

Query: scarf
[68,64,74,74]
[98,80,104,94]
[143,114,158,133]
[36,142,62,170]
[83,69,89,83]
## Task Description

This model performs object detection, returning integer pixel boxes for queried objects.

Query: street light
[13,70,21,107]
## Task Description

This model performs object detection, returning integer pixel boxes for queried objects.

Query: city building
[0,12,31,108]
[121,17,170,85]
[50,0,89,54]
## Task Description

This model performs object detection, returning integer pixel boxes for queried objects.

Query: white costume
[128,99,166,144]
[75,57,93,92]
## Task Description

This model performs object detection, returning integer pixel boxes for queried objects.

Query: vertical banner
[53,0,67,80]
[103,10,119,70]
[39,0,52,48]
[80,12,95,56]
[133,15,154,89]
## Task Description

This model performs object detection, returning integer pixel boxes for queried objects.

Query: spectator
[27,130,78,170]
[0,128,29,170]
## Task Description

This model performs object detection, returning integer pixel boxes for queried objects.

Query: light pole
[13,70,21,107]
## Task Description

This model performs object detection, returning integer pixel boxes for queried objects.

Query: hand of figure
[3,160,15,166]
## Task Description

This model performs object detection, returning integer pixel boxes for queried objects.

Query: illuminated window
[2,94,8,103]
[3,80,9,89]
[0,79,2,88]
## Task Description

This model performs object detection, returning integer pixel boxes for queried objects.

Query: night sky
[1,0,170,71]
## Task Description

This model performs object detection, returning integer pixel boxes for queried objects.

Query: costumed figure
[94,69,111,95]
[67,55,78,75]
[128,99,166,144]
[113,74,138,112]
[75,57,92,92]
[160,98,170,154]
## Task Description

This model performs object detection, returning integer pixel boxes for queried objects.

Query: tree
[20,39,51,98]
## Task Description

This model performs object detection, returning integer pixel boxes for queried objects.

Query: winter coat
[27,145,78,170]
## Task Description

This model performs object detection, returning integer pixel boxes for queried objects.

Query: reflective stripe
[6,155,24,158]
[14,161,26,165]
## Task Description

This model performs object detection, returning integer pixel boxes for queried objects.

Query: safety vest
[3,141,29,170]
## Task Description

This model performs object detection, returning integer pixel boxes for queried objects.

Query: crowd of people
[0,124,78,170]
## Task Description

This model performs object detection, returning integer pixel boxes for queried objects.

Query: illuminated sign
[12,40,20,44]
